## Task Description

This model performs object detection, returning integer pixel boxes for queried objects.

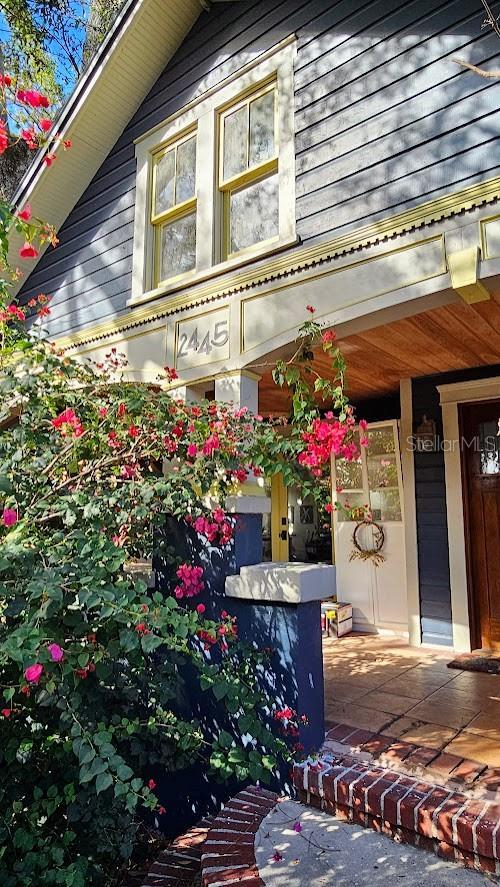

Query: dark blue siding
[412,365,500,646]
[412,378,453,646]
[18,0,500,337]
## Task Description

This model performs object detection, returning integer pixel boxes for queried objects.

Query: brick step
[200,786,279,887]
[141,816,213,886]
[325,722,500,801]
[293,750,500,875]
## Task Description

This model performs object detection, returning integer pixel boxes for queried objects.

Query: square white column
[214,371,260,414]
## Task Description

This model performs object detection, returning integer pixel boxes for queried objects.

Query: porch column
[172,384,204,404]
[215,370,270,519]
[214,370,260,414]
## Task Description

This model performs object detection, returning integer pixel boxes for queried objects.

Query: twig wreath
[350,519,385,566]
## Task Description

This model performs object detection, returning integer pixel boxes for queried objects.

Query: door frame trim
[438,377,500,652]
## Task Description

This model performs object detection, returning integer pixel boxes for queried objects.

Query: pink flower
[306,305,315,314]
[187,443,197,458]
[0,120,8,154]
[47,643,64,662]
[359,419,368,431]
[17,89,49,109]
[148,779,156,790]
[1,708,11,717]
[63,139,72,150]
[271,851,283,862]
[21,127,38,149]
[1,508,17,527]
[158,805,166,815]
[17,204,32,221]
[196,604,206,615]
[43,153,57,167]
[19,242,39,259]
[174,564,204,599]
[39,118,52,132]
[25,663,43,684]
[293,822,302,833]
[51,408,84,438]
[322,329,336,344]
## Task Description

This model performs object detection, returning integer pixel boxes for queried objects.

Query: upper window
[219,83,278,259]
[132,38,296,306]
[152,130,197,285]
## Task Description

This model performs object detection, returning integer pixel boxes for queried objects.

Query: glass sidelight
[334,421,403,523]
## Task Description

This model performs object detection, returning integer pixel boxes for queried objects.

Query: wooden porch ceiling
[258,289,500,413]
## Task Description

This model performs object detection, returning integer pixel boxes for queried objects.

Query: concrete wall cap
[225,561,336,603]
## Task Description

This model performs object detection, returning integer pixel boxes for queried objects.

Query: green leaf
[95,772,113,795]
[141,634,163,653]
[116,764,134,782]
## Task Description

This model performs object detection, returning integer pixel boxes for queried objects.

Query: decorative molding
[55,173,500,352]
[447,246,490,304]
[438,376,500,404]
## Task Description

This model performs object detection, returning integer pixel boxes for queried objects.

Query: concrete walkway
[255,800,497,886]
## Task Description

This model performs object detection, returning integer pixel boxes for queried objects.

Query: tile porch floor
[323,633,500,768]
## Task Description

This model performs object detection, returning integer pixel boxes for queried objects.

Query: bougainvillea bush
[0,74,365,887]
[0,332,294,886]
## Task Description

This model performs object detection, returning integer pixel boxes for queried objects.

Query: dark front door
[461,400,500,651]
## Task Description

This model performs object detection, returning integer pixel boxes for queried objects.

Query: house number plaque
[175,307,230,370]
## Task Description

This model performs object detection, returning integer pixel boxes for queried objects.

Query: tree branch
[453,57,500,78]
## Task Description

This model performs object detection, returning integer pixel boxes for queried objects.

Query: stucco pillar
[214,370,260,413]
[172,384,204,404]
[226,563,329,756]
[215,370,270,518]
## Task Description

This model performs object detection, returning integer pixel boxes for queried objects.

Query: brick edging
[293,756,500,875]
[201,786,279,887]
[324,722,497,798]
[140,817,213,886]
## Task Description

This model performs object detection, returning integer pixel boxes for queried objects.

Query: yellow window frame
[218,80,279,261]
[151,127,197,287]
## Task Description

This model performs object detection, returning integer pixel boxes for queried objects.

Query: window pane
[335,456,363,491]
[369,488,402,522]
[230,173,278,253]
[249,90,275,167]
[175,136,196,204]
[366,426,396,456]
[336,492,367,522]
[223,106,247,180]
[158,212,196,281]
[155,148,175,215]
[479,421,500,475]
[367,453,398,490]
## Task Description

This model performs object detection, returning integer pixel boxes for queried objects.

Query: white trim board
[400,379,421,647]
[437,375,500,653]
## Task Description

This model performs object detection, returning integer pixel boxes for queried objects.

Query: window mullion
[196,110,216,271]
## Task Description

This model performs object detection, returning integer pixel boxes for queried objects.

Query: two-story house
[11,0,500,654]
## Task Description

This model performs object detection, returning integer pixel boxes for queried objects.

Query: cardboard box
[321,601,353,638]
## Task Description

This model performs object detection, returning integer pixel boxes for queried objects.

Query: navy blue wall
[412,364,500,646]
[152,512,324,834]
[18,0,500,338]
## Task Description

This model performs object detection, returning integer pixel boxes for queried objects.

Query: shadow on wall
[17,0,500,341]
[150,514,324,835]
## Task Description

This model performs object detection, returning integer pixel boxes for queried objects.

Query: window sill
[127,233,299,309]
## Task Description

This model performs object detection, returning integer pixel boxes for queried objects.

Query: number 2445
[177,320,229,358]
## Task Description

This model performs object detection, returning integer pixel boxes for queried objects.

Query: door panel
[461,400,500,650]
